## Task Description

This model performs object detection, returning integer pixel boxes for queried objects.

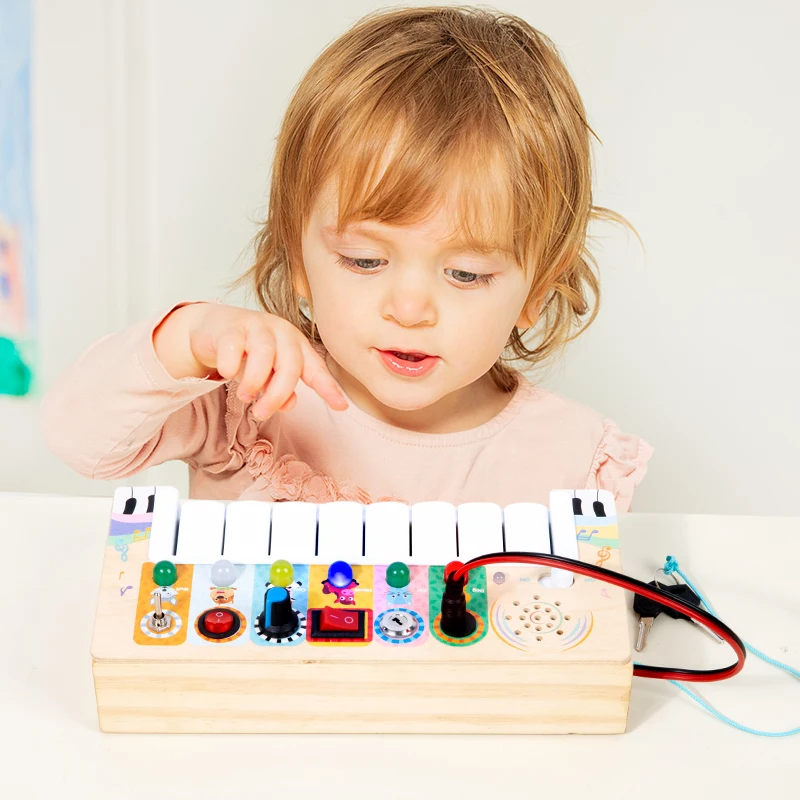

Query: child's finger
[214,329,247,380]
[277,392,297,413]
[250,337,303,420]
[299,339,349,410]
[237,327,277,401]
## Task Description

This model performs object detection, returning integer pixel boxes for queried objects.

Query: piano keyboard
[112,487,616,588]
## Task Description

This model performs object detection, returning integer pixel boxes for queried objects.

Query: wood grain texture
[93,660,632,733]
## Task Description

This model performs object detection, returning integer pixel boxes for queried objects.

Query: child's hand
[154,303,348,420]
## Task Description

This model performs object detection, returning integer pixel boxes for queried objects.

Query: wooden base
[93,660,632,734]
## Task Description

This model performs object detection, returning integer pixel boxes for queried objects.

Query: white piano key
[269,502,318,563]
[364,502,410,563]
[409,502,457,565]
[543,490,580,588]
[317,502,365,564]
[457,503,504,562]
[223,501,272,564]
[503,503,551,554]
[148,485,180,562]
[174,500,226,564]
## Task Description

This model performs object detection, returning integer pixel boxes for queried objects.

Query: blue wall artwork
[0,0,35,396]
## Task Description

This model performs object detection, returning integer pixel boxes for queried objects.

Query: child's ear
[516,306,536,329]
[516,295,543,329]
[293,271,310,300]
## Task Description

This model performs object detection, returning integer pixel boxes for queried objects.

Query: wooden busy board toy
[91,487,632,733]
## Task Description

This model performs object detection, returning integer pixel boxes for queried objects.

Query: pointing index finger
[300,341,349,411]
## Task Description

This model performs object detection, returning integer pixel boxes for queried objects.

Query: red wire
[450,554,746,682]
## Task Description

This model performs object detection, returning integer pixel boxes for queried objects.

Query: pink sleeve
[585,420,654,513]
[40,302,237,480]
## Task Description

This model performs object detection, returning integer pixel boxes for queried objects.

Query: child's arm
[40,302,347,481]
[40,303,228,480]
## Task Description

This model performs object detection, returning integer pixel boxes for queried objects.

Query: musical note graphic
[600,587,611,599]
[595,545,611,567]
[120,585,134,596]
[114,541,129,562]
[118,571,124,579]
[576,528,599,543]
[132,527,149,543]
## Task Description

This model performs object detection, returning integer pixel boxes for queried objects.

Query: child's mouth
[376,349,440,377]
[390,351,428,362]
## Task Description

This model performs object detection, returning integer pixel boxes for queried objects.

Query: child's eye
[336,255,495,287]
[336,254,384,271]
[445,268,496,287]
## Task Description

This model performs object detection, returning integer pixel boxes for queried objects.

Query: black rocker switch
[260,587,299,638]
[440,562,477,638]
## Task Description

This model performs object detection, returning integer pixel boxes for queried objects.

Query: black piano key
[593,500,606,517]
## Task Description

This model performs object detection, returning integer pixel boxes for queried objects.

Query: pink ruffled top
[41,303,654,513]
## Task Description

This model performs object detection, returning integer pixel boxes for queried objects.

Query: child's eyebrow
[322,223,512,258]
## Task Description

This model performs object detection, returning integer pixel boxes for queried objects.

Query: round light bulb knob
[152,560,177,587]
[210,559,237,588]
[385,561,411,589]
[327,560,353,588]
[269,559,294,588]
[444,560,467,586]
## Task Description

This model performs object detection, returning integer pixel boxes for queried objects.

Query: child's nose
[382,275,438,327]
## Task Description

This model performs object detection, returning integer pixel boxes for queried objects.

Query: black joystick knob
[261,587,299,637]
[440,562,477,638]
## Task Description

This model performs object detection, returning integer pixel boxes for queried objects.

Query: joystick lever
[440,561,477,638]
[148,588,173,633]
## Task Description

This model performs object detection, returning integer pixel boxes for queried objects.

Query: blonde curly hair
[235,5,638,392]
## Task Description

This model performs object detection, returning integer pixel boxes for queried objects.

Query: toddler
[41,6,653,511]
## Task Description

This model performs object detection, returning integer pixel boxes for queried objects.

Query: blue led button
[327,560,353,588]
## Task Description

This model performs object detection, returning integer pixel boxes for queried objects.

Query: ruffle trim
[587,419,654,513]
[219,381,404,504]
[241,438,405,504]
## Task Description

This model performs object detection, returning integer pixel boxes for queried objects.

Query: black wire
[458,551,747,681]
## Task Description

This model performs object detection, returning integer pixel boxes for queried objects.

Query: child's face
[299,180,535,414]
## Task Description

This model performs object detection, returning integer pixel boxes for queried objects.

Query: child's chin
[367,380,444,412]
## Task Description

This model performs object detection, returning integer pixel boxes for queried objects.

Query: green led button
[386,561,411,589]
[269,559,294,588]
[152,560,177,587]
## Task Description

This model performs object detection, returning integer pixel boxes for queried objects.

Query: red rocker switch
[320,606,360,632]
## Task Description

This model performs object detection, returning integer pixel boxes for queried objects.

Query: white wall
[2,0,798,514]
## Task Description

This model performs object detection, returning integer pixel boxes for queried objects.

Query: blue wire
[637,555,800,737]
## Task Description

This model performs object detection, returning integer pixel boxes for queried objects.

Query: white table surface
[2,492,798,798]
